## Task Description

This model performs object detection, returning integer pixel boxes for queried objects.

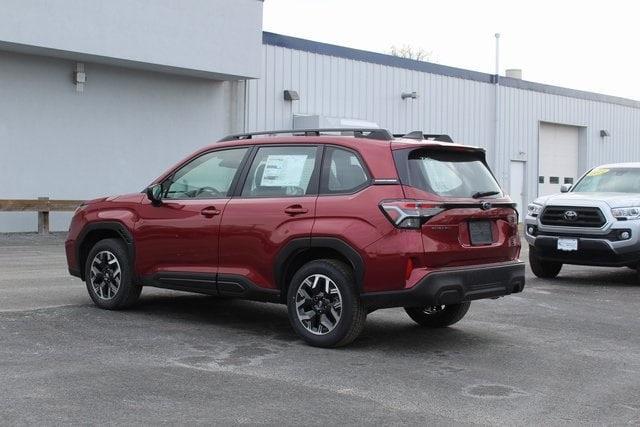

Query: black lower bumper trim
[361,261,525,309]
[534,237,640,267]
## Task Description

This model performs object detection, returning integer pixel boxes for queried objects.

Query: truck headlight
[527,203,543,217]
[611,207,640,220]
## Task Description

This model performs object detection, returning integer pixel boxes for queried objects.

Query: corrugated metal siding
[247,44,640,205]
[496,85,640,205]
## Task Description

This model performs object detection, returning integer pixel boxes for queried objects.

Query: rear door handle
[284,205,308,215]
[200,207,221,218]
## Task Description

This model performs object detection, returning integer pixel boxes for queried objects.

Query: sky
[263,0,640,101]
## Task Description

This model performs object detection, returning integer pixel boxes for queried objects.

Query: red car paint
[66,134,522,301]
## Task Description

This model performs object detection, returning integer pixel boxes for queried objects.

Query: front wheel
[287,259,366,348]
[529,246,562,278]
[404,302,471,328]
[84,238,141,310]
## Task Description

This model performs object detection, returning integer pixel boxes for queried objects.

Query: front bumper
[525,212,640,267]
[361,261,525,309]
[529,235,640,266]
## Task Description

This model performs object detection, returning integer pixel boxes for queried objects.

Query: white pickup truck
[525,163,640,279]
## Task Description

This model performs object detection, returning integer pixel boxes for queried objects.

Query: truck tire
[287,259,366,348]
[529,246,562,278]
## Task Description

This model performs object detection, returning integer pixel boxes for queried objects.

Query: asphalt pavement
[0,233,639,425]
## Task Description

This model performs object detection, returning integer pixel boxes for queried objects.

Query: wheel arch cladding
[76,221,135,281]
[275,237,365,300]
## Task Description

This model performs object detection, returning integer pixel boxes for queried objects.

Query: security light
[283,90,299,101]
[600,129,610,137]
[401,91,418,100]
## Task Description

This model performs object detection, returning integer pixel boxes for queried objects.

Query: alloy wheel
[295,274,343,335]
[423,305,445,315]
[89,250,122,300]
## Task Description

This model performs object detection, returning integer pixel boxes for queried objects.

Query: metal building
[248,33,640,220]
[2,0,640,231]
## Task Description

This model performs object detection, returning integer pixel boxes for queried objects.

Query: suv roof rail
[393,131,454,143]
[219,128,393,142]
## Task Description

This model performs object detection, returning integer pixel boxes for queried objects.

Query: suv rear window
[395,148,502,198]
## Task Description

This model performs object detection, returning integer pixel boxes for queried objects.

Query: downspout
[243,79,249,132]
[493,33,501,179]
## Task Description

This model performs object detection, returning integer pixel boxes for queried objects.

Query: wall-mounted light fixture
[401,91,418,100]
[284,90,299,101]
[72,63,86,93]
[600,129,610,138]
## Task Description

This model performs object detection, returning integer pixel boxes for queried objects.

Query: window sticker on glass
[587,168,609,177]
[261,155,309,187]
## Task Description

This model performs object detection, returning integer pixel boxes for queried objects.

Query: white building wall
[248,42,640,208]
[0,50,244,232]
[0,0,263,80]
[247,45,495,149]
[496,85,640,209]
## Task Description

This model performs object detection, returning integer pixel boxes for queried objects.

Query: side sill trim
[141,272,281,303]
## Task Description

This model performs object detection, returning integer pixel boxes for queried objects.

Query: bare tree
[390,45,432,61]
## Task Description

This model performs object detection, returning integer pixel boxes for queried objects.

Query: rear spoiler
[393,132,454,143]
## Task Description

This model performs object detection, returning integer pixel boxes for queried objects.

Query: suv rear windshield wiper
[472,190,500,199]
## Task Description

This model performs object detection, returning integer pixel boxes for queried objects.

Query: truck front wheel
[529,246,562,278]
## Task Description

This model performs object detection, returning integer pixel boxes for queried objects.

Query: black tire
[404,302,471,328]
[84,238,141,310]
[287,259,366,348]
[529,246,562,278]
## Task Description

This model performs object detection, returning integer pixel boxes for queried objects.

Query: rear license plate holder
[469,221,494,245]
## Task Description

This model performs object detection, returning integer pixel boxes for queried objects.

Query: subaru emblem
[563,210,578,221]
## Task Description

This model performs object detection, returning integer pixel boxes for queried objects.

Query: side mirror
[146,184,163,206]
[560,184,572,193]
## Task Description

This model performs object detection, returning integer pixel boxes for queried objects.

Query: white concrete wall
[0,0,263,79]
[0,50,244,232]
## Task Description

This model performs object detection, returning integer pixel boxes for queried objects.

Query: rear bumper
[361,261,525,309]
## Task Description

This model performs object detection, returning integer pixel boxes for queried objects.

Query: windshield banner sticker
[587,168,609,177]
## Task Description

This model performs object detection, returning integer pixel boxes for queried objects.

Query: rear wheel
[529,246,562,278]
[287,259,366,348]
[404,302,470,328]
[84,238,141,310]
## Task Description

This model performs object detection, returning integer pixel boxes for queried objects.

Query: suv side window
[164,148,248,199]
[321,146,369,194]
[241,146,318,197]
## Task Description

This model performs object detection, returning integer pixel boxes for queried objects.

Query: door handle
[200,207,221,218]
[284,205,308,215]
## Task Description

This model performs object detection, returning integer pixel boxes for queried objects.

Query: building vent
[505,69,523,79]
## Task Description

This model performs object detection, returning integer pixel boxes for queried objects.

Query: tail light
[380,199,445,229]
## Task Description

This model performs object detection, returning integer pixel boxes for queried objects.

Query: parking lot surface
[1,233,639,425]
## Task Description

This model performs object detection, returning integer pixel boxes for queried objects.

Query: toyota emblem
[563,210,578,221]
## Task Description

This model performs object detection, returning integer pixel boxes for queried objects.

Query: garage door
[538,122,580,196]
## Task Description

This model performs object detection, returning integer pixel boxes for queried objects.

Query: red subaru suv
[65,129,524,347]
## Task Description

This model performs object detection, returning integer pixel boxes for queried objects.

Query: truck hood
[534,192,640,208]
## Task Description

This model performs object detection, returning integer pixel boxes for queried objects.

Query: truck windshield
[401,149,503,198]
[572,167,640,193]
